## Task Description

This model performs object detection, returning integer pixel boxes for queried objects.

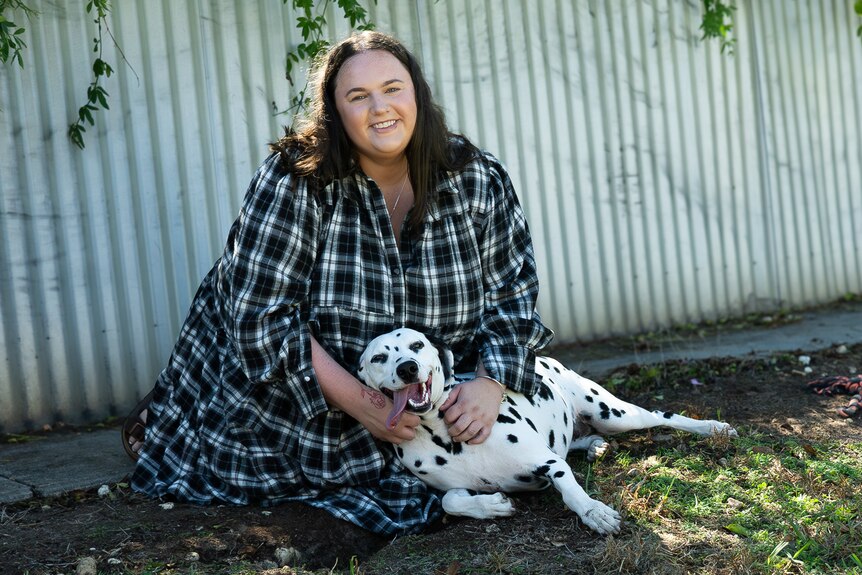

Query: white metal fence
[1,0,860,432]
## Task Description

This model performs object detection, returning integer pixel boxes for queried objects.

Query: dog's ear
[433,342,455,381]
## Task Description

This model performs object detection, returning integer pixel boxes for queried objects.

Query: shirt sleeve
[474,153,555,396]
[216,153,327,420]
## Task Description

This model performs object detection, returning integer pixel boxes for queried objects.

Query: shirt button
[304,376,311,382]
[391,267,401,276]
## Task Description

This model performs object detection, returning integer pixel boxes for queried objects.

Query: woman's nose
[369,93,389,113]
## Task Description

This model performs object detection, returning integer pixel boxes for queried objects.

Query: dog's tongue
[385,383,422,430]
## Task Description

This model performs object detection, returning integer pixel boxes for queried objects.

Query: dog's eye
[370,353,388,364]
[409,341,425,353]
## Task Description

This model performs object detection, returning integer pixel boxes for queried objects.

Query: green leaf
[724,523,751,537]
[855,1,862,16]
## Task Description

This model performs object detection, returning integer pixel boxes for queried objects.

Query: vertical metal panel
[1,0,861,433]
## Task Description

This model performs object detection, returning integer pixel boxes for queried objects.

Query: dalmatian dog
[357,328,737,535]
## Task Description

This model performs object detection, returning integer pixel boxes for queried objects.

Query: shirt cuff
[480,344,539,396]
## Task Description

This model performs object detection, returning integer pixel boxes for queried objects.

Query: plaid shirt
[132,140,553,535]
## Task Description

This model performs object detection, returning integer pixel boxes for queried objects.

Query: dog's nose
[396,360,420,382]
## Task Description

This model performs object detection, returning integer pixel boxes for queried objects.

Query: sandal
[121,390,153,461]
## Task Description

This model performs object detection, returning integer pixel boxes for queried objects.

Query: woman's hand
[439,377,505,444]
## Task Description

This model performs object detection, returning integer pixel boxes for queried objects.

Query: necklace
[388,169,409,217]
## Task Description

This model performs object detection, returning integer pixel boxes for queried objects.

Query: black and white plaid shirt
[132,139,554,535]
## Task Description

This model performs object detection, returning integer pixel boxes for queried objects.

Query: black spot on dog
[585,395,594,403]
[435,456,448,466]
[581,414,593,421]
[497,413,517,424]
[396,446,404,458]
[515,474,533,483]
[539,360,551,370]
[418,470,428,475]
[554,470,565,478]
[414,459,422,468]
[563,412,569,426]
[536,384,553,401]
[546,459,557,465]
[525,418,538,432]
[422,425,434,434]
[548,430,556,448]
[599,401,611,420]
[507,434,519,444]
[620,410,626,415]
[562,434,567,446]
[664,411,674,419]
[611,408,621,418]
[432,435,450,453]
[508,407,522,420]
[591,388,600,396]
[452,442,463,455]
[533,464,551,477]
[553,366,561,374]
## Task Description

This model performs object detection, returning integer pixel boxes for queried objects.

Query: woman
[125,30,553,535]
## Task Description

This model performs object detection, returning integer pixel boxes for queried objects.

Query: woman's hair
[271,30,476,233]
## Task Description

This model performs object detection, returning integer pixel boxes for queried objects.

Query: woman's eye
[385,87,400,94]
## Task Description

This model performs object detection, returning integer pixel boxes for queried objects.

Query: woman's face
[334,50,417,170]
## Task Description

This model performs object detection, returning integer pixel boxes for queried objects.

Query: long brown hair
[271,31,476,233]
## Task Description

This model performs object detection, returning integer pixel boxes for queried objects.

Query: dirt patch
[2,342,860,575]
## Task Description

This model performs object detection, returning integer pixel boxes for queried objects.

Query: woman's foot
[121,391,153,461]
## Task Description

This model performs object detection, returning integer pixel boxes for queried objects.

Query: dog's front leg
[441,489,516,519]
[536,458,622,535]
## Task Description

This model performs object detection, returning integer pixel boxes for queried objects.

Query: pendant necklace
[388,170,409,217]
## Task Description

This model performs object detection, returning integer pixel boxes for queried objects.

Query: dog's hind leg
[441,489,516,519]
[572,377,737,438]
[533,456,621,535]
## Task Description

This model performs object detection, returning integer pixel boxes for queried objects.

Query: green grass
[584,430,862,574]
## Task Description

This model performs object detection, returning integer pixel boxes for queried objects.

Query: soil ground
[2,337,861,575]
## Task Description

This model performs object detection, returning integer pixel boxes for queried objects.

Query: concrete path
[2,302,861,505]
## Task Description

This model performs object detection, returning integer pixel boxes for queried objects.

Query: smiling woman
[123,30,553,537]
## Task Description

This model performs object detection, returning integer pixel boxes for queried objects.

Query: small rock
[76,556,98,575]
[803,367,813,374]
[718,458,728,466]
[652,433,673,442]
[159,502,175,510]
[97,484,111,498]
[798,355,811,366]
[836,345,849,355]
[186,552,200,562]
[275,547,304,567]
[107,558,123,565]
[726,497,744,509]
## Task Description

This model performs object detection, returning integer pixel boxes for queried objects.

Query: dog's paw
[441,489,515,519]
[586,438,611,462]
[579,499,622,535]
[707,421,738,438]
[476,492,516,518]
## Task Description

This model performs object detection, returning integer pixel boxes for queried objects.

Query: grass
[580,431,862,574]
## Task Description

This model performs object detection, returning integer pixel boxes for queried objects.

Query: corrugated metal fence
[1,0,860,432]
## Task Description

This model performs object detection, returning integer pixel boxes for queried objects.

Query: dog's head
[357,328,455,430]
